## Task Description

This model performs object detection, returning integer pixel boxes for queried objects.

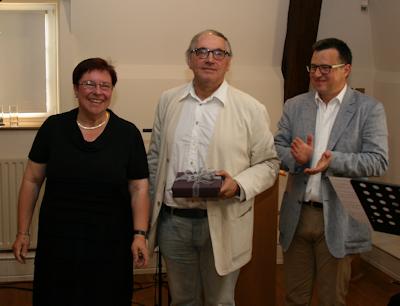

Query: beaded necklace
[77,111,109,130]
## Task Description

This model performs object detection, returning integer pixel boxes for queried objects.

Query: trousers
[283,205,353,306]
[157,207,240,306]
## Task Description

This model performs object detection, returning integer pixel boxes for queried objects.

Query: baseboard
[4,245,396,283]
[0,250,165,282]
[0,251,35,282]
[361,245,400,281]
[276,243,400,282]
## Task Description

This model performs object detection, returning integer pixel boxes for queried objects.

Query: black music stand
[350,179,400,306]
[350,179,400,235]
[154,248,171,306]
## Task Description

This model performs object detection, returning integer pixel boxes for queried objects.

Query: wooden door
[235,180,279,306]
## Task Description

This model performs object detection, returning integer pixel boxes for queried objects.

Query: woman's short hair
[72,58,117,86]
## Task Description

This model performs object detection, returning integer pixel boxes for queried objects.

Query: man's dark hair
[312,38,352,65]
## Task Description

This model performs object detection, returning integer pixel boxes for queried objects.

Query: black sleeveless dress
[29,109,148,306]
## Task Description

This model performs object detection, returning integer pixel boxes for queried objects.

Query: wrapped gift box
[172,171,222,198]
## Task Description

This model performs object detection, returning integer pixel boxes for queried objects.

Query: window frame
[0,3,59,128]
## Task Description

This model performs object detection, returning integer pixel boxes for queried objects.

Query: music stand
[350,179,400,235]
[351,179,400,306]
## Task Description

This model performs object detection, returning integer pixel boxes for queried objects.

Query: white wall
[317,0,399,185]
[317,0,400,267]
[0,0,288,157]
[368,1,400,267]
[369,0,400,184]
[60,0,288,145]
[317,0,375,94]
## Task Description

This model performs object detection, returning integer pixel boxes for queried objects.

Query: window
[0,3,59,127]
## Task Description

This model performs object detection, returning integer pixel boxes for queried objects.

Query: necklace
[77,111,109,130]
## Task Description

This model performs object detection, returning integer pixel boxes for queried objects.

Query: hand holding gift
[215,170,240,199]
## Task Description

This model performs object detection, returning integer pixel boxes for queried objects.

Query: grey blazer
[275,87,389,258]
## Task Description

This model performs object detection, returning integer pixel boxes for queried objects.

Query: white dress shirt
[304,84,347,202]
[163,81,228,208]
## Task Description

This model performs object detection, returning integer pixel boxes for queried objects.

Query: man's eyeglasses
[79,80,113,91]
[191,48,231,60]
[306,63,346,74]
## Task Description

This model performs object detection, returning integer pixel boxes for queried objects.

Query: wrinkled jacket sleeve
[328,102,389,177]
[234,103,280,200]
[274,99,309,174]
[147,96,164,203]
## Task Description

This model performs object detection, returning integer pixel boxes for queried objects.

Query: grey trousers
[157,208,240,306]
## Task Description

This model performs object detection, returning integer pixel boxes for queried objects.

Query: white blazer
[147,83,279,275]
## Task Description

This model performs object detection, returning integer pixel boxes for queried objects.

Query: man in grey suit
[275,38,389,306]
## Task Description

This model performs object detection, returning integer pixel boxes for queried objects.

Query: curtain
[281,0,323,101]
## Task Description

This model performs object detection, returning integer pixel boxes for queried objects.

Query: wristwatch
[133,230,148,238]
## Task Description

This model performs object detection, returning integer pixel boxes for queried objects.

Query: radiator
[0,159,41,251]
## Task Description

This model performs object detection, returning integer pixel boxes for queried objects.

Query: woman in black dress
[12,58,150,306]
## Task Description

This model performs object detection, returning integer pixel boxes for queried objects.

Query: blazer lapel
[327,88,356,150]
[303,95,318,137]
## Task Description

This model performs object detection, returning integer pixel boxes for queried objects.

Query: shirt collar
[179,80,228,105]
[314,84,347,106]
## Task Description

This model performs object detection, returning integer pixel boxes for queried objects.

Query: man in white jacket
[147,29,279,306]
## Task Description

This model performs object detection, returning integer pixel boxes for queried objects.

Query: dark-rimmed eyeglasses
[79,80,113,91]
[306,63,346,74]
[191,48,231,60]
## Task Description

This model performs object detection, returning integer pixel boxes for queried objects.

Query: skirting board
[0,251,35,282]
[361,245,400,282]
[277,243,400,282]
[0,251,165,282]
